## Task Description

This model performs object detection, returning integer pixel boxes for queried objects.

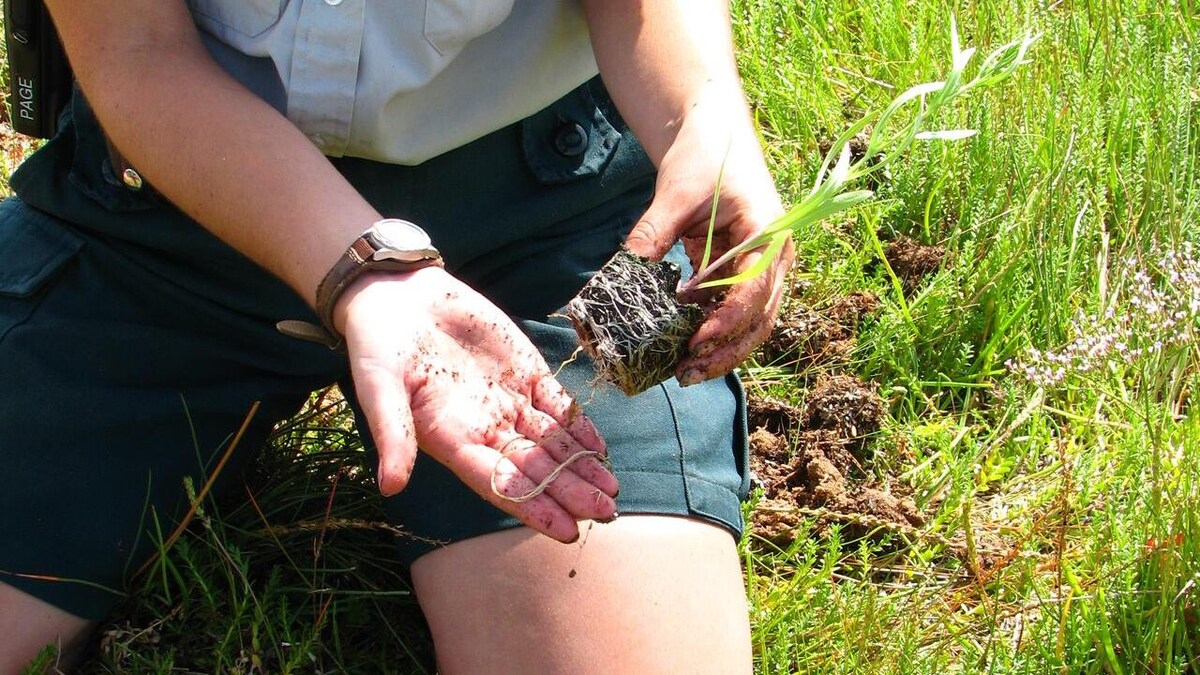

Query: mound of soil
[817,131,871,167]
[884,235,946,293]
[759,292,879,367]
[747,375,924,547]
[801,373,888,452]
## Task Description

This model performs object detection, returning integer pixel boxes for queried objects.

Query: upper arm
[43,0,211,89]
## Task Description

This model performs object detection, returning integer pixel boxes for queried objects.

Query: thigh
[0,582,93,672]
[0,198,345,620]
[411,515,752,675]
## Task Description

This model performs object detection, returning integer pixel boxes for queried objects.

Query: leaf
[873,80,946,138]
[950,15,976,72]
[915,129,979,141]
[768,189,874,240]
[829,142,853,188]
[700,141,732,276]
[954,46,977,74]
[893,81,948,107]
[950,13,961,61]
[695,233,791,289]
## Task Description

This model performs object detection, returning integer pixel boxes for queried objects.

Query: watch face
[371,219,433,250]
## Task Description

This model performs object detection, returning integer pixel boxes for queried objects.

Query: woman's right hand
[334,268,620,543]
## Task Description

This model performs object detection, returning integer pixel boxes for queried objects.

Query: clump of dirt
[760,292,880,369]
[747,376,924,547]
[817,131,871,166]
[884,235,946,293]
[563,250,703,395]
[801,374,887,453]
[747,393,805,437]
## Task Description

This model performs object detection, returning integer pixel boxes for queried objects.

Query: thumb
[623,199,685,261]
[353,363,419,496]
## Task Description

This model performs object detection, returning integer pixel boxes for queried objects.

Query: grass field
[4,1,1199,673]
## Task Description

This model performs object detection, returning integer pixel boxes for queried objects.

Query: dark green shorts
[0,79,750,620]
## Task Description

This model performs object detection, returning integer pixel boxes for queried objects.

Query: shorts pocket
[0,199,84,342]
[186,0,287,39]
[423,0,514,55]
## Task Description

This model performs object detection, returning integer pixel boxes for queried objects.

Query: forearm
[581,0,752,165]
[45,0,379,307]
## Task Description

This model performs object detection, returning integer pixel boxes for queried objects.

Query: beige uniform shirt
[187,0,598,164]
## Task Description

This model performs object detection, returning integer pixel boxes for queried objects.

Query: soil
[748,377,924,547]
[884,235,946,293]
[759,291,880,368]
[746,328,927,549]
[817,131,871,166]
[563,250,703,395]
[748,291,1009,565]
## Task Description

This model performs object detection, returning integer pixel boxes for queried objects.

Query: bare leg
[411,514,751,674]
[0,583,94,674]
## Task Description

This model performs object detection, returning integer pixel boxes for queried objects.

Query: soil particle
[884,235,946,293]
[760,292,879,368]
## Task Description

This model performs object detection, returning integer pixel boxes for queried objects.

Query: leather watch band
[306,220,443,348]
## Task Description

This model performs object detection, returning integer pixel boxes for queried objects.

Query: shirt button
[554,122,589,157]
[324,0,343,5]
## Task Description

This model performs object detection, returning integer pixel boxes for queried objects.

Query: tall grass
[3,0,1198,672]
[736,0,1199,672]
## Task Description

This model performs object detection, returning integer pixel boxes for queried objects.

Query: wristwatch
[314,218,444,337]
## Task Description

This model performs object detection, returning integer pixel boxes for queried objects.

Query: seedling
[565,19,1038,395]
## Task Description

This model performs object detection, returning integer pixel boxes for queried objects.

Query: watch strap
[277,221,443,350]
[315,250,442,340]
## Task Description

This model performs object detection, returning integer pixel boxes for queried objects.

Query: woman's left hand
[623,98,793,387]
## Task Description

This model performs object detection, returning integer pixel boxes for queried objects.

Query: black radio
[4,0,71,138]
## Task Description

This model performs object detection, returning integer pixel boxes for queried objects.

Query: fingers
[470,448,586,543]
[339,270,620,542]
[444,438,616,543]
[491,434,618,520]
[351,360,420,496]
[623,217,675,261]
[529,377,606,456]
[515,407,620,499]
[677,314,774,384]
[677,241,792,385]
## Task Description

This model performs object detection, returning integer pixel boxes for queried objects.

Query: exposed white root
[490,447,600,504]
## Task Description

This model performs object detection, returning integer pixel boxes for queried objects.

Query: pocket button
[554,122,589,158]
[122,168,144,191]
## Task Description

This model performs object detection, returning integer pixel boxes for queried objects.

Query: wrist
[331,266,443,337]
[315,218,443,340]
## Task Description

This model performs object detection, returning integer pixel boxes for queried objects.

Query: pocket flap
[521,83,622,185]
[0,199,84,298]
